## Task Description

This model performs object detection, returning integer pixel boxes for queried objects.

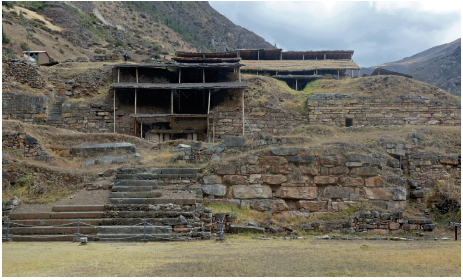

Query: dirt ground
[2,236,460,277]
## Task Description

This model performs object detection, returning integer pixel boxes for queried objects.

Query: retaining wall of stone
[2,92,48,124]
[307,93,461,127]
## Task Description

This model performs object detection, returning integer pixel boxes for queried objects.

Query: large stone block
[314,176,338,185]
[387,201,407,211]
[365,177,383,187]
[286,155,316,164]
[349,167,379,176]
[269,165,293,174]
[201,184,227,196]
[250,199,289,212]
[439,157,459,165]
[216,165,236,175]
[318,155,345,166]
[71,143,136,157]
[262,174,287,185]
[258,156,287,166]
[345,154,381,167]
[297,200,328,212]
[287,172,310,184]
[300,165,319,175]
[331,201,357,212]
[270,147,305,156]
[323,186,354,199]
[223,136,246,147]
[275,187,318,199]
[387,149,405,156]
[249,174,262,184]
[232,184,272,199]
[364,188,392,200]
[339,177,364,187]
[223,175,247,185]
[327,166,349,175]
[203,175,222,184]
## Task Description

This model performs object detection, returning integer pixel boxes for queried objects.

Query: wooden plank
[109,82,248,90]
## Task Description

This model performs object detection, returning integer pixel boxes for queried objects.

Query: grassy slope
[2,238,460,277]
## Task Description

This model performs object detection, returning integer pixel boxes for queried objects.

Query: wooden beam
[207,89,211,114]
[171,89,174,114]
[134,89,137,114]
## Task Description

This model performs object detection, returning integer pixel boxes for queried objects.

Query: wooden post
[202,68,205,83]
[242,90,245,136]
[113,89,116,133]
[171,89,173,114]
[140,118,142,138]
[324,53,326,60]
[337,70,340,80]
[239,68,241,82]
[295,79,298,91]
[257,51,259,60]
[136,67,138,83]
[117,68,120,83]
[134,89,137,114]
[303,54,304,60]
[179,68,181,83]
[207,89,211,114]
[280,52,282,60]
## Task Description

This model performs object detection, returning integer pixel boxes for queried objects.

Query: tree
[2,27,10,44]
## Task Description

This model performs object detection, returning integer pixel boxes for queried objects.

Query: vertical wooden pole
[202,68,205,83]
[212,118,215,143]
[171,89,173,114]
[242,90,245,136]
[258,51,259,60]
[303,54,304,60]
[140,118,143,138]
[207,89,211,114]
[295,79,298,91]
[113,89,116,133]
[239,68,241,82]
[324,53,326,60]
[179,68,181,83]
[134,89,137,114]
[337,70,340,80]
[117,68,120,83]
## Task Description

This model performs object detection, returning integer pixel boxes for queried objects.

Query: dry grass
[241,59,360,71]
[11,6,63,31]
[2,237,460,277]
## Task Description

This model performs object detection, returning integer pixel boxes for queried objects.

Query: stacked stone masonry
[2,59,46,89]
[307,93,461,127]
[2,132,53,163]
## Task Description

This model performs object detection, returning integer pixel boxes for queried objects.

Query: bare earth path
[2,236,460,277]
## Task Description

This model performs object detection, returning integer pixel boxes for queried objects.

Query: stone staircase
[46,96,66,126]
[3,167,212,242]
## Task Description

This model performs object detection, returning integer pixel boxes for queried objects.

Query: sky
[209,1,461,67]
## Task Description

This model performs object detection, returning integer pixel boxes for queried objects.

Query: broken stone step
[97,225,172,235]
[109,191,162,198]
[229,225,266,234]
[115,174,164,180]
[100,217,188,226]
[4,226,97,235]
[94,234,172,242]
[71,143,136,158]
[9,212,103,220]
[8,235,97,242]
[111,185,158,192]
[145,198,197,205]
[8,219,101,227]
[113,179,158,186]
[102,211,194,219]
[107,198,147,204]
[52,205,105,212]
[160,168,198,175]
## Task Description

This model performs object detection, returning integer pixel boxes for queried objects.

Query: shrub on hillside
[20,42,29,51]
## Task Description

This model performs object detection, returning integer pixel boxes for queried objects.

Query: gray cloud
[210,1,461,67]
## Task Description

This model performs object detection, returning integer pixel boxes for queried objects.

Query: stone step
[52,205,105,212]
[100,218,189,226]
[113,179,158,187]
[107,198,148,204]
[103,211,194,219]
[107,198,197,205]
[71,143,136,158]
[95,234,172,242]
[111,185,158,192]
[159,168,198,175]
[6,235,97,242]
[115,174,197,180]
[9,212,103,220]
[3,226,97,235]
[97,225,172,235]
[109,191,162,198]
[7,219,101,227]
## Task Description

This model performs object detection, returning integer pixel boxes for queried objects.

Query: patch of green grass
[17,1,49,12]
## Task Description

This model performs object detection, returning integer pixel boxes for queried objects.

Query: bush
[2,27,10,44]
[2,1,13,9]
[20,42,29,51]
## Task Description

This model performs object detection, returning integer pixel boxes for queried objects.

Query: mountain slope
[407,45,461,96]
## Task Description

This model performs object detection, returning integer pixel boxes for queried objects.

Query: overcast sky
[209,1,461,67]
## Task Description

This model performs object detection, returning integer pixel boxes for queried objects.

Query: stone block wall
[200,147,407,215]
[210,106,306,139]
[60,102,115,133]
[2,59,46,89]
[307,93,461,127]
[2,132,53,163]
[2,92,48,124]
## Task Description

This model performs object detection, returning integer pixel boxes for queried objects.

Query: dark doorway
[345,118,353,127]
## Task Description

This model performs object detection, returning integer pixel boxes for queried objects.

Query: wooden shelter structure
[108,62,247,142]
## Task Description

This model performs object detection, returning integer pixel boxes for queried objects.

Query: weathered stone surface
[250,199,289,211]
[387,149,405,156]
[223,136,246,147]
[412,132,425,140]
[380,212,390,220]
[72,143,136,157]
[346,162,363,167]
[287,172,309,184]
[339,177,364,187]
[203,175,222,184]
[365,177,383,187]
[246,155,258,165]
[314,176,338,185]
[389,222,400,230]
[439,157,459,165]
[247,165,268,174]
[387,158,400,168]
[270,147,305,156]
[318,155,345,166]
[327,166,349,175]
[349,167,379,176]
[410,189,425,198]
[216,165,236,175]
[391,187,407,201]
[275,187,318,199]
[258,156,287,166]
[232,185,272,199]
[286,155,316,164]
[364,187,406,201]
[300,165,319,175]
[84,155,129,165]
[297,200,328,212]
[262,174,287,185]
[387,177,405,185]
[201,184,227,196]
[223,175,247,185]
[249,174,262,184]
[24,135,39,145]
[323,186,354,199]
[331,201,357,212]
[345,155,381,167]
[269,165,293,174]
